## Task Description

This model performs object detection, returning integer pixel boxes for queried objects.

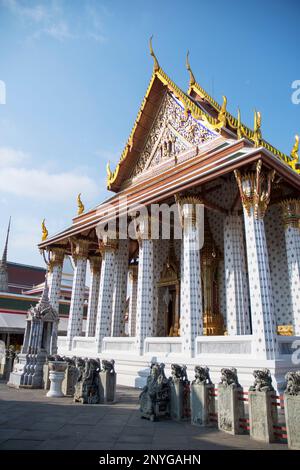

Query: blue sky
[0,0,299,266]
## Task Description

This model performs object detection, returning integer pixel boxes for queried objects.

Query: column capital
[98,237,118,254]
[89,254,102,273]
[175,193,203,226]
[280,198,300,229]
[70,238,90,260]
[234,159,275,219]
[47,247,65,272]
[134,215,154,241]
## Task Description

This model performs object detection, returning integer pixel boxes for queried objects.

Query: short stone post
[2,348,16,380]
[62,357,78,396]
[248,368,277,443]
[217,367,244,435]
[191,366,214,426]
[169,364,189,421]
[46,360,67,398]
[43,363,50,390]
[284,370,300,449]
[99,359,117,403]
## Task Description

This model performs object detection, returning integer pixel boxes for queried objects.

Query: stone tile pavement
[0,381,287,450]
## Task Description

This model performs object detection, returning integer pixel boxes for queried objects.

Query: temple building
[0,220,88,350]
[38,42,300,390]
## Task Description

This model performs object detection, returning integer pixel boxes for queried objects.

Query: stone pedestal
[249,390,277,443]
[62,364,78,396]
[8,350,47,389]
[170,381,184,420]
[46,361,67,398]
[99,371,117,403]
[284,394,300,449]
[191,383,214,426]
[217,384,244,435]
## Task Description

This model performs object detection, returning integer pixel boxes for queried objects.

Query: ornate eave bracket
[234,160,275,219]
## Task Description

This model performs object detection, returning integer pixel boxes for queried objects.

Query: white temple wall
[265,204,292,325]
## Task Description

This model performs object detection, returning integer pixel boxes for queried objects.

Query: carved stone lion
[249,368,274,392]
[219,367,240,388]
[285,371,300,396]
[170,364,189,384]
[74,358,101,404]
[139,362,171,421]
[192,366,212,385]
[102,359,115,374]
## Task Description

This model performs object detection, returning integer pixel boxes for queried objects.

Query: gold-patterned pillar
[66,239,90,350]
[280,199,300,336]
[235,160,278,359]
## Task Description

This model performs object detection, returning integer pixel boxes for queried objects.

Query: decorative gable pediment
[131,92,217,179]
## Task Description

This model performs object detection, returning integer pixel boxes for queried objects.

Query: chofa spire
[186,51,196,87]
[149,35,160,72]
[0,217,11,292]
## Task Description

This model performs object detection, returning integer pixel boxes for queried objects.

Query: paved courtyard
[0,381,287,450]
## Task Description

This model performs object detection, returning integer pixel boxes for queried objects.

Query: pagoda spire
[0,217,11,292]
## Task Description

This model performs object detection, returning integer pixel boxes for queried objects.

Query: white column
[95,239,117,351]
[111,239,129,337]
[224,214,251,335]
[47,247,65,354]
[235,161,278,359]
[135,217,155,355]
[177,196,203,357]
[85,255,101,337]
[281,199,300,335]
[47,248,65,311]
[66,239,89,350]
[128,264,138,336]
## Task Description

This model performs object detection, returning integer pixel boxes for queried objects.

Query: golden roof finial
[77,193,84,215]
[253,109,262,147]
[186,51,196,87]
[289,134,300,174]
[237,107,244,139]
[149,35,160,72]
[41,219,48,242]
[217,95,227,127]
[291,134,299,161]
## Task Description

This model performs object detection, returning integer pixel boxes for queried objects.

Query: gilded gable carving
[131,93,217,178]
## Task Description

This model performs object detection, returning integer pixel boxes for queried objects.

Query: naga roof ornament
[77,193,85,215]
[41,219,48,241]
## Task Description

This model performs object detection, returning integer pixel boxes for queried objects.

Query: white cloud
[0,147,28,168]
[0,146,98,202]
[1,0,108,43]
[1,0,49,22]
